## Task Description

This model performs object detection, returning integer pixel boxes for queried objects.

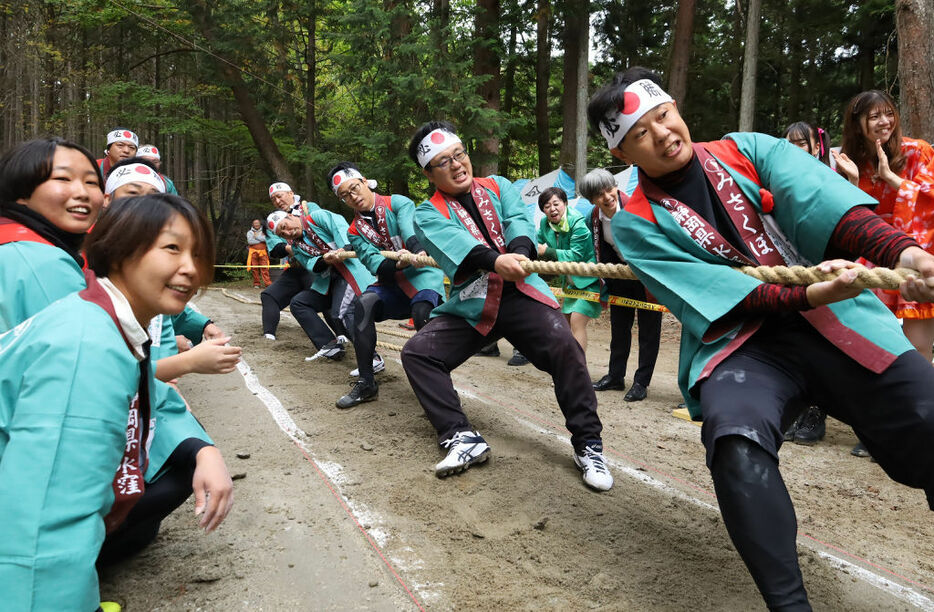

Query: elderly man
[579,168,661,402]
[260,182,345,358]
[589,66,934,610]
[399,121,612,491]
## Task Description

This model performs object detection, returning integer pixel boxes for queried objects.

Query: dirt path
[100,286,934,610]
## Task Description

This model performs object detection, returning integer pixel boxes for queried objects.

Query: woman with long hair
[835,91,934,360]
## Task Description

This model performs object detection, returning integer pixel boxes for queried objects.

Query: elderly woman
[535,186,602,350]
[579,168,661,402]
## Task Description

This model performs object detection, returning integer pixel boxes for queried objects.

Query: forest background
[2,0,932,262]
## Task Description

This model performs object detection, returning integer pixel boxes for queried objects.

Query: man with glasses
[399,121,613,491]
[327,162,445,408]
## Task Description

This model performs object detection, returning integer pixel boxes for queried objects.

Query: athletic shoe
[263,333,276,341]
[475,341,500,357]
[320,335,347,360]
[435,430,491,477]
[507,348,530,366]
[851,441,871,458]
[574,441,614,491]
[350,353,386,377]
[793,406,826,445]
[336,379,379,409]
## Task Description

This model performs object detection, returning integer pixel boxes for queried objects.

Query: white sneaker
[574,441,614,491]
[435,430,490,477]
[350,353,386,377]
[264,333,276,341]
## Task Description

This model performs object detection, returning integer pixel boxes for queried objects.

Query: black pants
[97,458,196,567]
[261,266,344,347]
[699,315,934,610]
[353,292,434,384]
[400,290,603,451]
[604,278,662,386]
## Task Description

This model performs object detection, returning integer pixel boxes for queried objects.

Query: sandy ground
[99,286,934,611]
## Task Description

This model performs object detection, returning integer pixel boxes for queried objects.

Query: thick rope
[330,250,919,290]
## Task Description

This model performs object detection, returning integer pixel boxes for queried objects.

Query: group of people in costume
[261,68,934,610]
[3,58,934,610]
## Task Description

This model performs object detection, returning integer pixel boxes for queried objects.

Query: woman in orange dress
[835,90,934,361]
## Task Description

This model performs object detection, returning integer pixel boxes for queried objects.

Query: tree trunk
[535,0,551,175]
[184,0,294,184]
[738,0,761,131]
[474,0,501,176]
[895,0,934,141]
[667,0,695,109]
[500,19,519,177]
[573,9,588,190]
[304,0,319,200]
[558,0,586,172]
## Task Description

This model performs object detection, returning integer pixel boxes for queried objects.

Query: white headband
[106,129,139,148]
[269,182,291,197]
[105,163,166,195]
[416,129,462,167]
[137,144,160,160]
[331,168,364,194]
[599,79,674,150]
[266,210,289,233]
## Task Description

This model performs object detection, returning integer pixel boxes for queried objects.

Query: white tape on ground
[234,358,434,598]
[433,360,934,609]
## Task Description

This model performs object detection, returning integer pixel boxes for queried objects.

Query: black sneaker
[783,412,802,442]
[475,341,500,357]
[793,406,826,445]
[336,379,378,409]
[851,441,871,458]
[507,348,530,366]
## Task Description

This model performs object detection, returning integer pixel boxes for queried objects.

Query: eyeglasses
[429,149,468,170]
[338,180,364,203]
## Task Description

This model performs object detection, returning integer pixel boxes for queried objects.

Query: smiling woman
[0,194,231,611]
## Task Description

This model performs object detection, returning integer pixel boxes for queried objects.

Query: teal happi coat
[289,208,376,295]
[0,292,151,611]
[347,194,445,297]
[0,230,211,480]
[266,200,319,270]
[415,175,558,331]
[613,132,912,419]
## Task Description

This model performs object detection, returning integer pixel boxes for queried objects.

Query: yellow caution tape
[551,287,669,312]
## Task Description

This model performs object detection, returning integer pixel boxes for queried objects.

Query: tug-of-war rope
[337,250,920,291]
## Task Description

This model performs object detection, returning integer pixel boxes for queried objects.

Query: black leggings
[352,294,433,383]
[97,457,196,566]
[711,436,810,611]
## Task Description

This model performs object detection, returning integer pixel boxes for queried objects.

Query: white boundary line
[235,358,439,604]
[447,366,934,610]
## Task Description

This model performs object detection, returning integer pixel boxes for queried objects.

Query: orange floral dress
[858,137,934,319]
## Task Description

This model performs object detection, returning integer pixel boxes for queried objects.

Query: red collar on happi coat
[78,270,152,533]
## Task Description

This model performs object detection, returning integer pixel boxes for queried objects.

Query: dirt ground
[99,285,934,611]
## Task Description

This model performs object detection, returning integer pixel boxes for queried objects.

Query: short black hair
[587,67,664,146]
[408,120,459,169]
[107,156,160,178]
[0,137,103,205]
[326,161,361,187]
[538,186,568,211]
[85,193,215,286]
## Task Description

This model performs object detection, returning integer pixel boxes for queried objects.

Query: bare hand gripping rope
[330,250,920,291]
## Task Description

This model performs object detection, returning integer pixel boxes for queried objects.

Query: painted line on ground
[235,359,430,610]
[444,366,934,609]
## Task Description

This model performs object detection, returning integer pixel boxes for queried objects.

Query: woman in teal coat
[535,186,602,351]
[0,194,233,610]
